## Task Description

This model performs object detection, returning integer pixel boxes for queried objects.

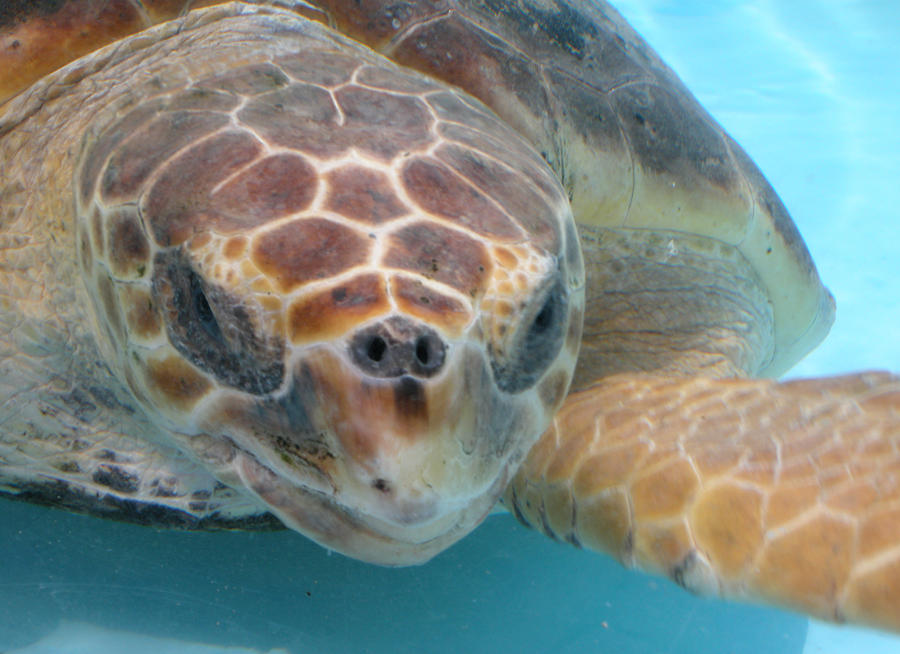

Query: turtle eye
[491,279,568,393]
[191,270,222,342]
[152,248,284,395]
[528,293,557,340]
[521,282,565,362]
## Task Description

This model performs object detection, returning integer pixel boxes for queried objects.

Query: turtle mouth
[199,341,539,564]
[234,447,509,565]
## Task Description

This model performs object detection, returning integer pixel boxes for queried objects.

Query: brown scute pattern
[237,83,342,157]
[402,158,522,240]
[288,274,390,343]
[374,1,739,196]
[252,218,370,293]
[609,83,736,189]
[507,372,900,631]
[119,285,162,342]
[211,153,318,222]
[392,14,541,120]
[107,207,150,279]
[324,166,408,224]
[142,131,262,246]
[145,354,212,412]
[223,236,248,261]
[474,0,601,61]
[79,46,565,285]
[384,9,585,178]
[275,50,360,87]
[427,91,521,147]
[687,480,763,573]
[237,81,435,161]
[471,1,645,90]
[632,458,701,520]
[168,87,240,112]
[78,99,167,206]
[196,62,290,95]
[100,111,228,203]
[436,144,558,249]
[336,0,823,343]
[385,222,491,296]
[312,0,451,49]
[71,32,573,403]
[437,122,559,202]
[545,67,627,150]
[333,85,433,160]
[391,276,472,335]
[355,64,441,94]
[186,232,213,251]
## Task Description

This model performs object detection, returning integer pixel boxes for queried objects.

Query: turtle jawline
[234,450,487,566]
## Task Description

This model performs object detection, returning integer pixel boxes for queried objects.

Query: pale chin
[235,449,510,566]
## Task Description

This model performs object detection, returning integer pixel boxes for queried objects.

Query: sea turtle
[2,0,899,635]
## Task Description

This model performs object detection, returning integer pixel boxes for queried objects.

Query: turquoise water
[2,1,899,652]
[615,3,900,651]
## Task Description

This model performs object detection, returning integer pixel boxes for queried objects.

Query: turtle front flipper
[0,286,277,530]
[0,398,279,531]
[504,372,900,631]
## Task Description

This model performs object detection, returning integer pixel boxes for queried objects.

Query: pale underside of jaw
[235,447,513,565]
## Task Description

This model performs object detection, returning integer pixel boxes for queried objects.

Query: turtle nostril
[349,318,447,378]
[413,333,444,374]
[415,336,431,366]
[366,335,387,363]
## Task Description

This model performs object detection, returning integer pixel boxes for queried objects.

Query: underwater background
[1,1,898,652]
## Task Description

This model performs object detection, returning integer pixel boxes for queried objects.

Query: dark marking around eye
[492,278,568,393]
[153,248,284,395]
[531,297,555,334]
[191,272,221,341]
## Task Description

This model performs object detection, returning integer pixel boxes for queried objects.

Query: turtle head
[74,54,584,564]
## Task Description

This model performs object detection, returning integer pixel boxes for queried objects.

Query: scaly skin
[1,5,583,564]
[507,372,900,631]
[3,0,900,635]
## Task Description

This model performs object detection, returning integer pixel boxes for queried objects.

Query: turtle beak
[233,442,509,566]
[206,316,534,564]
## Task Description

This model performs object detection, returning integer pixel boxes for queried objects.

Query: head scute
[68,12,582,564]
